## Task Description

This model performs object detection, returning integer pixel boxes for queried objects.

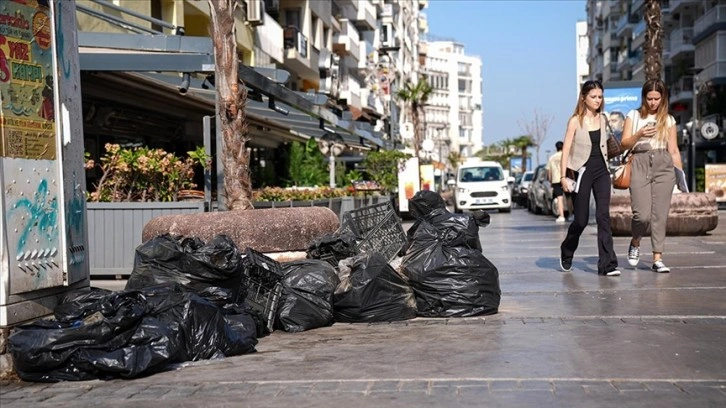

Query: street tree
[208,0,252,210]
[518,108,554,167]
[396,80,433,159]
[511,135,535,173]
[643,0,663,81]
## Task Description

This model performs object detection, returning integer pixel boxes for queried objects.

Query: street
[2,208,725,407]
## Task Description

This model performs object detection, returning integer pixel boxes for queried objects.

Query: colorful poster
[420,164,434,191]
[397,157,420,213]
[705,164,726,203]
[604,87,641,141]
[0,0,57,160]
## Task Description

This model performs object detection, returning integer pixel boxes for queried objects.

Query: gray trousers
[629,149,675,253]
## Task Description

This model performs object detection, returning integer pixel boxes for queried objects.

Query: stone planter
[610,193,719,236]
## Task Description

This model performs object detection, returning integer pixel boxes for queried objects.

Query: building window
[285,8,301,29]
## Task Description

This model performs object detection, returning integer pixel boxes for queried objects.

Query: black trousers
[560,155,618,274]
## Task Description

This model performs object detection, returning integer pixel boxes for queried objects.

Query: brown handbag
[612,151,632,190]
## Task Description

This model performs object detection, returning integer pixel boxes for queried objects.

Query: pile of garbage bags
[9,284,258,382]
[10,192,500,382]
[401,191,501,317]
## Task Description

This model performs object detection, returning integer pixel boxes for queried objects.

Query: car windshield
[459,166,504,182]
[523,173,534,182]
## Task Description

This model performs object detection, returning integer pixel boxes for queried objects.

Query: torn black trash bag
[126,234,244,305]
[401,220,501,317]
[275,259,340,332]
[8,284,257,382]
[333,252,417,323]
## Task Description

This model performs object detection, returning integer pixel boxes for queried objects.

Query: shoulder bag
[612,150,631,189]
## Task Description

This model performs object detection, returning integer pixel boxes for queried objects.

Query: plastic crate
[241,248,284,332]
[340,201,407,262]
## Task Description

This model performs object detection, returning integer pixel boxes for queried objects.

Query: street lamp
[689,67,703,192]
[317,132,345,188]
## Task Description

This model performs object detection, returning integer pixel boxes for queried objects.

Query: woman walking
[620,79,683,273]
[559,80,620,276]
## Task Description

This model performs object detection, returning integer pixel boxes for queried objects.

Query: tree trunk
[521,147,528,172]
[208,0,252,210]
[644,0,662,81]
[412,102,421,159]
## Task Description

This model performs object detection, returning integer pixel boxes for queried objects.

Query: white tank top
[626,110,675,150]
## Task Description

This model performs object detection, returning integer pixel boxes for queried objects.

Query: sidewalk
[2,210,725,407]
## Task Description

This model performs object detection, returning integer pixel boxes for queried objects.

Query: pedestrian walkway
[2,209,725,407]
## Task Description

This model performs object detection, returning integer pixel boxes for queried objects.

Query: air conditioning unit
[245,0,264,26]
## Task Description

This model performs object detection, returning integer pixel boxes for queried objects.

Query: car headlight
[501,185,509,191]
[521,187,528,193]
[457,188,468,194]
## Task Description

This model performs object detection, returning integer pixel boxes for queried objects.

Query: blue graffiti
[65,171,86,265]
[9,179,59,253]
[55,1,71,79]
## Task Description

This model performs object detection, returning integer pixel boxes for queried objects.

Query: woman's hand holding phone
[641,121,657,138]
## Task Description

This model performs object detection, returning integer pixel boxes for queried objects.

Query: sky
[426,0,586,166]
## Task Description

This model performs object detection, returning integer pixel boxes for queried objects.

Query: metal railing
[694,5,726,38]
[283,26,308,58]
[76,0,182,35]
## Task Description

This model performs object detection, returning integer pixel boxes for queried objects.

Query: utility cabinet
[0,0,89,327]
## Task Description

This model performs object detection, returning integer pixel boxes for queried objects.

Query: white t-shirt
[626,110,675,150]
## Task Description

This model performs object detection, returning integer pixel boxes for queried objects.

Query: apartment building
[576,21,590,95]
[585,0,725,179]
[72,0,428,189]
[422,41,483,159]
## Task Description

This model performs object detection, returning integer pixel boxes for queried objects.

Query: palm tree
[511,135,535,173]
[447,151,463,176]
[643,0,663,81]
[208,0,252,210]
[396,80,433,159]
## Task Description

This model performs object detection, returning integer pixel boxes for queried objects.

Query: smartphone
[642,121,656,137]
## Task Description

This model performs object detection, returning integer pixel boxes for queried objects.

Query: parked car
[454,160,512,213]
[528,164,553,215]
[513,171,534,207]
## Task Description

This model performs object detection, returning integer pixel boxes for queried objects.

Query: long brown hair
[637,79,670,143]
[572,80,604,127]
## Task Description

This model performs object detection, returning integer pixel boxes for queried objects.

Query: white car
[454,161,512,213]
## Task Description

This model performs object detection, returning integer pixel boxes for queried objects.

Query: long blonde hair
[637,79,670,143]
[572,80,604,127]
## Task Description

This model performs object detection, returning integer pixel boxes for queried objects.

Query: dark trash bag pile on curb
[401,191,501,317]
[275,259,340,332]
[127,234,245,306]
[8,284,258,382]
[333,252,417,323]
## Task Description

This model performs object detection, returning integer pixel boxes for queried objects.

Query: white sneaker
[555,216,566,223]
[652,260,671,273]
[605,269,621,277]
[627,244,640,267]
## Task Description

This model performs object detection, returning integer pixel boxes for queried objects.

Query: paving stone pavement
[1,209,725,407]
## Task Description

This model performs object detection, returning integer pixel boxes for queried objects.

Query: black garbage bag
[306,231,358,267]
[401,219,500,317]
[126,234,244,305]
[275,259,340,332]
[8,284,257,382]
[333,252,417,323]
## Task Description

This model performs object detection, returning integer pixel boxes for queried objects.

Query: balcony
[669,27,694,60]
[339,75,362,108]
[283,26,319,81]
[631,20,646,49]
[418,14,428,33]
[632,0,645,13]
[669,0,699,15]
[602,32,617,49]
[701,61,726,82]
[353,0,377,31]
[694,5,726,41]
[670,76,694,104]
[332,19,361,64]
[615,14,635,39]
[335,0,358,21]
